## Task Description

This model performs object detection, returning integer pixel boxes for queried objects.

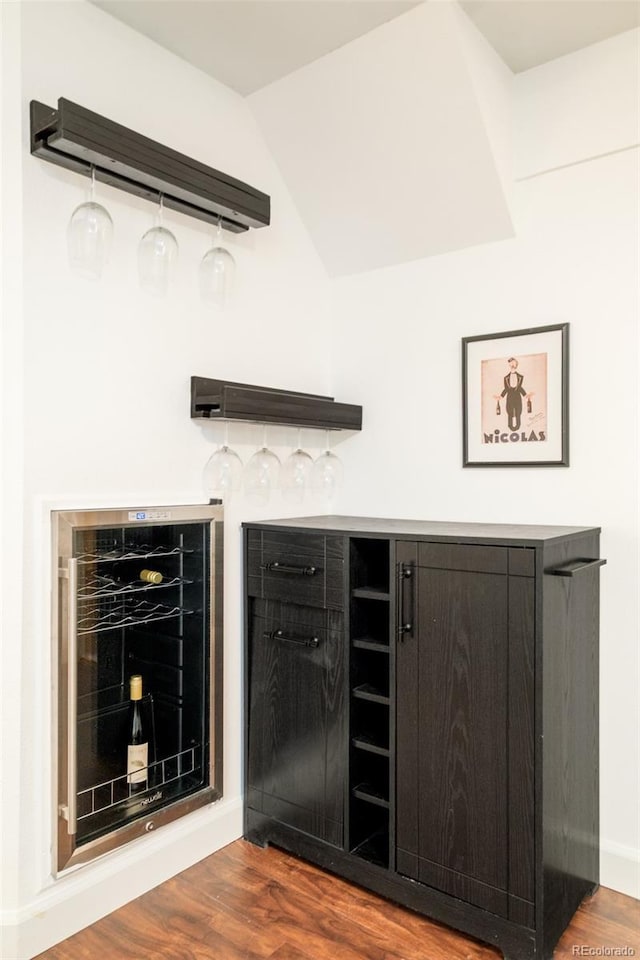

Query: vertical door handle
[397,563,414,642]
[61,558,78,835]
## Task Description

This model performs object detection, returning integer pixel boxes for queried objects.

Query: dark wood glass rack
[30,98,270,232]
[191,377,362,431]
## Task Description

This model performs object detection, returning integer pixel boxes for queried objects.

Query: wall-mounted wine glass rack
[190,377,363,431]
[30,98,270,232]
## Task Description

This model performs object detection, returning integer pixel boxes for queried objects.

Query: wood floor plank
[232,847,500,960]
[34,841,639,960]
[559,909,639,947]
[268,948,316,960]
[568,887,640,928]
[216,846,487,960]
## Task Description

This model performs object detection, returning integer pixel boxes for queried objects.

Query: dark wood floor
[36,840,639,960]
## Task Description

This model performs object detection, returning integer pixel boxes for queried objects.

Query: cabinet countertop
[242,515,600,544]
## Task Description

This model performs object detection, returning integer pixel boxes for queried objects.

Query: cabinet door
[396,541,534,922]
[247,599,345,847]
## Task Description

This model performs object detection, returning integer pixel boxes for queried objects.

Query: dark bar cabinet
[52,503,223,873]
[243,516,605,960]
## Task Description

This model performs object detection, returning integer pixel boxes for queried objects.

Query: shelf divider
[352,736,390,758]
[352,784,390,809]
[352,683,390,706]
[352,638,390,653]
[351,587,390,601]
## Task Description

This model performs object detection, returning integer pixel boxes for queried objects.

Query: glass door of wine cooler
[52,504,223,873]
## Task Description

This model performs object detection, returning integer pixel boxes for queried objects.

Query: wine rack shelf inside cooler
[76,543,193,565]
[78,572,193,601]
[77,744,201,821]
[75,538,196,635]
[77,597,194,635]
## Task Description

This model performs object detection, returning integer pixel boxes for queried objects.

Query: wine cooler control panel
[53,504,223,872]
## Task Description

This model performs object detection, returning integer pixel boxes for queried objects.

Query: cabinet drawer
[251,598,333,649]
[247,530,344,609]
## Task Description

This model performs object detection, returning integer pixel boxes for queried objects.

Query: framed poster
[462,324,569,467]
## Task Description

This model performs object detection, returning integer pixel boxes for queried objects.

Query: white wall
[1,3,331,958]
[514,28,639,179]
[327,31,639,898]
[0,0,27,944]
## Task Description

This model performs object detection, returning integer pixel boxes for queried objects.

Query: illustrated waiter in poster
[495,357,533,431]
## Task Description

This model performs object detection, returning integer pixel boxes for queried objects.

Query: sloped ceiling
[460,0,639,73]
[91,0,640,91]
[91,1,422,96]
[249,2,514,277]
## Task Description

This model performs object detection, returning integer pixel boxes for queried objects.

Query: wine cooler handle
[397,563,414,642]
[64,558,78,835]
[263,629,320,649]
[260,562,318,576]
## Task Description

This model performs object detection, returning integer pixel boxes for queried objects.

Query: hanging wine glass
[312,431,344,502]
[244,426,280,504]
[199,217,235,307]
[67,166,113,280]
[281,429,313,504]
[138,194,178,296]
[202,424,243,500]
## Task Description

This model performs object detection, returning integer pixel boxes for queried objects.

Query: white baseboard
[600,838,640,900]
[0,797,243,960]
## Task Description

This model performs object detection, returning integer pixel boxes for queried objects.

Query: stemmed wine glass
[67,166,113,279]
[199,218,235,307]
[138,194,178,296]
[202,424,243,500]
[281,430,313,504]
[244,426,281,504]
[312,431,344,501]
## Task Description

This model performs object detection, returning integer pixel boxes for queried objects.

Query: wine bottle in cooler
[139,569,163,585]
[127,674,148,794]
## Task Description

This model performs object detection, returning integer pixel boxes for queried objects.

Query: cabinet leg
[243,829,269,849]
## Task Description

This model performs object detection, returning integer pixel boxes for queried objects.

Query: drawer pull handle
[548,558,607,577]
[264,629,320,648]
[261,562,318,576]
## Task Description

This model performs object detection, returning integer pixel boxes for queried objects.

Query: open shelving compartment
[348,537,392,870]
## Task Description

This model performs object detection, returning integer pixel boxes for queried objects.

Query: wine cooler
[52,504,223,873]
